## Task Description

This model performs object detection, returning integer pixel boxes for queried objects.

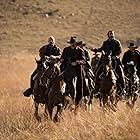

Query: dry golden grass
[0,0,140,139]
[0,52,140,140]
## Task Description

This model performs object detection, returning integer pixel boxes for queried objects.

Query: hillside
[0,0,140,54]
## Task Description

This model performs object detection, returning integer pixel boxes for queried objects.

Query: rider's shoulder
[62,46,71,52]
[39,45,47,51]
[103,39,108,44]
[64,46,71,50]
[113,39,121,44]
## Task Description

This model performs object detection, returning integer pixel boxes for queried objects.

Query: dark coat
[122,50,140,66]
[97,39,122,56]
[61,46,88,104]
[39,44,61,58]
[122,49,140,72]
[60,46,86,70]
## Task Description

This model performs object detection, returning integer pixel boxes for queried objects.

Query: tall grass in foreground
[0,89,140,140]
[0,53,140,140]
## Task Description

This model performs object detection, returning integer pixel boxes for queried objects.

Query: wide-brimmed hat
[77,41,86,46]
[67,36,76,43]
[128,42,138,48]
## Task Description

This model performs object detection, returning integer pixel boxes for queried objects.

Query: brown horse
[32,57,52,122]
[94,51,117,111]
[34,55,71,121]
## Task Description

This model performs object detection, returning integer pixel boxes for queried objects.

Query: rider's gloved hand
[71,62,77,66]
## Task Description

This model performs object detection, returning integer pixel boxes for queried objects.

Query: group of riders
[25,30,140,108]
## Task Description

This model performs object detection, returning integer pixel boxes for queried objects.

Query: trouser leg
[65,79,75,100]
[75,66,83,105]
[30,69,37,89]
[116,65,125,90]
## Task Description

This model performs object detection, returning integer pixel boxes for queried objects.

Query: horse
[90,51,117,111]
[26,55,69,122]
[124,61,140,108]
[39,56,73,122]
[91,52,101,74]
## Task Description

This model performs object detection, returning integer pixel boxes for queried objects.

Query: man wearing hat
[60,37,86,106]
[122,42,140,78]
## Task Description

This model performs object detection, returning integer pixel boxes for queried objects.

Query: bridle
[45,66,57,85]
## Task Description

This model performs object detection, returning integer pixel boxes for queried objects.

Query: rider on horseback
[60,37,88,105]
[92,31,126,96]
[122,42,140,79]
[77,41,95,91]
[24,36,61,97]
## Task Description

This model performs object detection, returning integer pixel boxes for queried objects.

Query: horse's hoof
[126,102,134,109]
[74,105,79,115]
[34,114,41,122]
[69,105,75,111]
[36,116,41,122]
[44,113,48,119]
[53,116,60,122]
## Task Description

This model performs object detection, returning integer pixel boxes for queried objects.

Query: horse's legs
[88,97,93,112]
[84,96,89,110]
[48,104,53,120]
[110,88,117,109]
[99,93,103,107]
[109,95,117,112]
[34,102,41,122]
[44,104,48,119]
[132,93,138,106]
[53,105,63,122]
[103,94,108,108]
[114,92,120,106]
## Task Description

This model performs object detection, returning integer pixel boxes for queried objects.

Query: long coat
[61,46,89,104]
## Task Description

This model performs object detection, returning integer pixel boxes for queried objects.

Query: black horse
[124,61,140,107]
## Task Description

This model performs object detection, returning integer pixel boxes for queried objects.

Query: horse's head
[35,58,48,73]
[41,62,61,86]
[44,55,60,68]
[101,51,112,69]
[35,55,60,71]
